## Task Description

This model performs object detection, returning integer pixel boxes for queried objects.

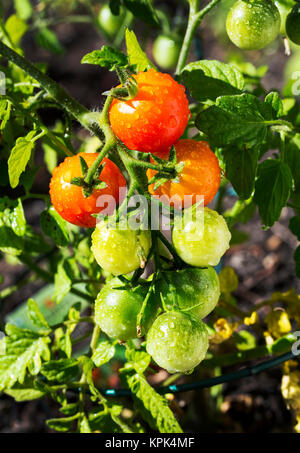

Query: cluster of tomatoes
[49,69,231,374]
[226,0,300,50]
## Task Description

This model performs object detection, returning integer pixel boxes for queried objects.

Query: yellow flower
[244,311,259,326]
[211,318,235,344]
[265,309,292,339]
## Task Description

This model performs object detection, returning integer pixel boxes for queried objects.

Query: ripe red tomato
[49,152,126,228]
[147,139,221,209]
[109,69,190,154]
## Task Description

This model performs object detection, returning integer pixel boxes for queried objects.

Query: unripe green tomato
[172,207,231,267]
[286,4,300,45]
[226,0,281,50]
[95,278,157,341]
[98,4,125,38]
[155,267,220,319]
[152,35,181,70]
[91,221,152,276]
[275,0,295,34]
[146,311,209,374]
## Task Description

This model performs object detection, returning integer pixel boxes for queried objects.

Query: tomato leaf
[81,46,129,71]
[40,206,70,247]
[0,324,50,391]
[125,347,151,374]
[14,0,33,20]
[254,159,293,227]
[41,359,79,382]
[285,134,300,193]
[92,340,115,367]
[120,368,182,433]
[27,299,50,334]
[0,197,26,237]
[35,27,65,55]
[195,93,275,147]
[125,29,156,72]
[123,0,159,26]
[5,15,27,46]
[181,60,245,102]
[8,130,36,188]
[223,146,259,199]
[54,261,72,304]
[0,226,24,255]
[5,385,45,402]
[265,92,283,118]
[46,414,79,432]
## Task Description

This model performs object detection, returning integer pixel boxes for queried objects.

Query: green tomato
[286,4,300,45]
[275,0,295,34]
[95,278,157,341]
[98,4,125,38]
[91,221,152,276]
[146,311,209,374]
[155,267,220,319]
[226,0,281,50]
[152,35,181,70]
[172,207,231,267]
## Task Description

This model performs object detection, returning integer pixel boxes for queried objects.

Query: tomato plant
[91,220,152,276]
[154,267,220,319]
[147,139,221,208]
[95,277,157,341]
[153,35,181,70]
[146,311,209,373]
[49,153,126,228]
[98,4,125,39]
[1,0,300,436]
[226,0,281,49]
[172,207,232,267]
[286,4,300,44]
[109,69,190,154]
[275,0,295,34]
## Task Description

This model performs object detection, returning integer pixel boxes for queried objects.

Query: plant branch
[0,40,102,139]
[175,0,222,75]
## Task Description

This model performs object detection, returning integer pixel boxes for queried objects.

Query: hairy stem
[0,40,101,138]
[175,0,222,75]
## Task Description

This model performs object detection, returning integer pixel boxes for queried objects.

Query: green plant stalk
[84,96,115,185]
[175,0,222,75]
[0,40,102,139]
[3,94,75,157]
[204,334,295,368]
[90,324,101,352]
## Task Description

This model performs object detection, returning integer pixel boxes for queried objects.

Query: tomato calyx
[103,66,139,101]
[147,146,185,192]
[70,155,107,198]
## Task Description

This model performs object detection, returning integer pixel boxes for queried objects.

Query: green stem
[84,96,115,185]
[90,324,101,353]
[224,197,253,227]
[203,334,295,368]
[156,230,183,267]
[51,317,94,331]
[32,15,93,29]
[175,0,222,75]
[0,40,101,138]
